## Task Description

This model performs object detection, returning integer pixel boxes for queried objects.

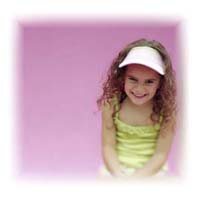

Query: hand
[113,170,128,179]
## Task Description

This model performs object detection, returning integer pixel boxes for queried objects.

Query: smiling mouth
[131,92,147,98]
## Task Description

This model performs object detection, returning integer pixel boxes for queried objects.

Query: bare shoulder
[160,112,176,135]
[101,97,116,114]
[101,97,117,129]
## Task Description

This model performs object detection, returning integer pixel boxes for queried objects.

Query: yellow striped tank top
[113,96,163,169]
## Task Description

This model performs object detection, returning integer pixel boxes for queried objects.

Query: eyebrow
[126,75,159,81]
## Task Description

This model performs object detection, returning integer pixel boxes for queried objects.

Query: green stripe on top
[112,95,162,168]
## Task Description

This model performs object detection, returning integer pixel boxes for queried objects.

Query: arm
[101,100,124,177]
[132,120,176,178]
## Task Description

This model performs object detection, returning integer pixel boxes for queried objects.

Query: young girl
[97,39,177,179]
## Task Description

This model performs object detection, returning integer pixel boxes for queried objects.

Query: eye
[128,77,137,82]
[145,80,155,84]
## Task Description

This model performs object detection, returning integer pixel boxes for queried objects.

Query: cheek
[124,82,132,92]
[150,85,159,94]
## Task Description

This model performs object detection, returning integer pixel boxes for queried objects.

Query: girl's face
[124,64,161,106]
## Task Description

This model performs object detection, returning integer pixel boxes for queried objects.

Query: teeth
[136,95,145,97]
[135,94,143,97]
[132,92,146,97]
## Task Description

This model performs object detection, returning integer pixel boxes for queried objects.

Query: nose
[132,84,145,94]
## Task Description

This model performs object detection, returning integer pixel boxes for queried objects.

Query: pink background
[18,20,181,179]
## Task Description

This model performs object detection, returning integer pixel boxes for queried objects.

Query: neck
[124,97,153,112]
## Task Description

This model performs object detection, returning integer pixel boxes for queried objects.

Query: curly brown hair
[97,39,177,133]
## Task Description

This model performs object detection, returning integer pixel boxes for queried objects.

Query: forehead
[125,64,160,79]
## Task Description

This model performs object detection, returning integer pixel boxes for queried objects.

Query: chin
[128,95,151,106]
[131,100,148,106]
